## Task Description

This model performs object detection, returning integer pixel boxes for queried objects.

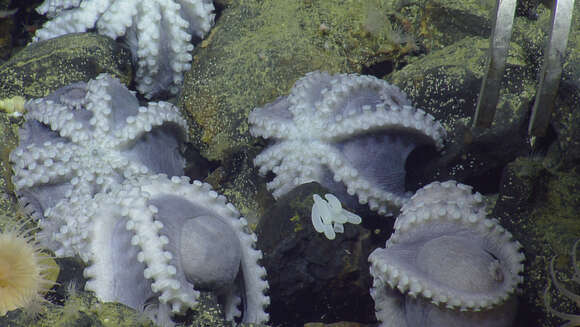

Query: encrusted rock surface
[390,3,580,196]
[494,158,580,327]
[0,33,132,99]
[0,0,579,325]
[179,0,435,162]
[256,182,385,327]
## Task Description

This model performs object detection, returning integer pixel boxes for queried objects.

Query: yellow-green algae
[502,157,580,257]
[4,288,256,327]
[536,167,580,325]
[289,214,304,233]
[0,33,132,99]
[534,168,580,257]
[4,289,156,327]
[388,35,534,130]
[501,157,580,325]
[179,0,428,162]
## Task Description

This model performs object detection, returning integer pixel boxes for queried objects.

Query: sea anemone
[0,219,58,316]
[311,193,362,240]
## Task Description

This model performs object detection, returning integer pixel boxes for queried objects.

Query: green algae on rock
[388,36,534,131]
[493,157,580,327]
[0,110,19,213]
[179,0,426,162]
[387,35,535,191]
[178,0,431,224]
[0,33,132,99]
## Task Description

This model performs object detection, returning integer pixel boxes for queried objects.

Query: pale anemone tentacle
[544,239,580,327]
[368,180,525,327]
[311,193,362,240]
[0,220,58,316]
[0,96,27,117]
[249,71,446,216]
[33,0,215,98]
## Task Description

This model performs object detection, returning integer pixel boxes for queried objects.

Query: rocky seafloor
[0,0,579,326]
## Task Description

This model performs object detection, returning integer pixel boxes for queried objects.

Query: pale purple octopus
[10,74,187,221]
[10,74,270,326]
[249,71,446,216]
[33,0,215,98]
[369,180,525,327]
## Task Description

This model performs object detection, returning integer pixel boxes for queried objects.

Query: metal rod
[472,0,517,129]
[528,0,575,137]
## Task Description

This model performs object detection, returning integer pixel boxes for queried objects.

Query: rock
[0,112,19,215]
[421,0,494,45]
[202,149,272,227]
[389,33,535,193]
[179,0,432,162]
[549,29,580,168]
[0,6,15,62]
[256,183,386,326]
[493,156,580,327]
[0,33,132,99]
[394,3,580,194]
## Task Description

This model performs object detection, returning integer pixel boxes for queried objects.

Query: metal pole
[528,0,575,138]
[472,0,517,129]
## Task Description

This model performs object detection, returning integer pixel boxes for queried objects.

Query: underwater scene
[0,0,579,326]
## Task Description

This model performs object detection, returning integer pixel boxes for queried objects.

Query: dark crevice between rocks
[362,60,395,79]
[183,142,217,181]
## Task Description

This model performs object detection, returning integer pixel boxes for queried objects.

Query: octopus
[48,174,270,325]
[9,74,270,326]
[249,71,446,216]
[368,180,525,326]
[10,73,187,223]
[32,0,215,98]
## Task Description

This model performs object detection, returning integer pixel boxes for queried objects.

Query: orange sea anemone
[0,220,58,316]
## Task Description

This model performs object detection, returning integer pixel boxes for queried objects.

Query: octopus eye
[489,259,504,283]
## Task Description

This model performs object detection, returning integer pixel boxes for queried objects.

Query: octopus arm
[138,174,270,324]
[33,0,113,41]
[96,0,139,39]
[178,0,215,38]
